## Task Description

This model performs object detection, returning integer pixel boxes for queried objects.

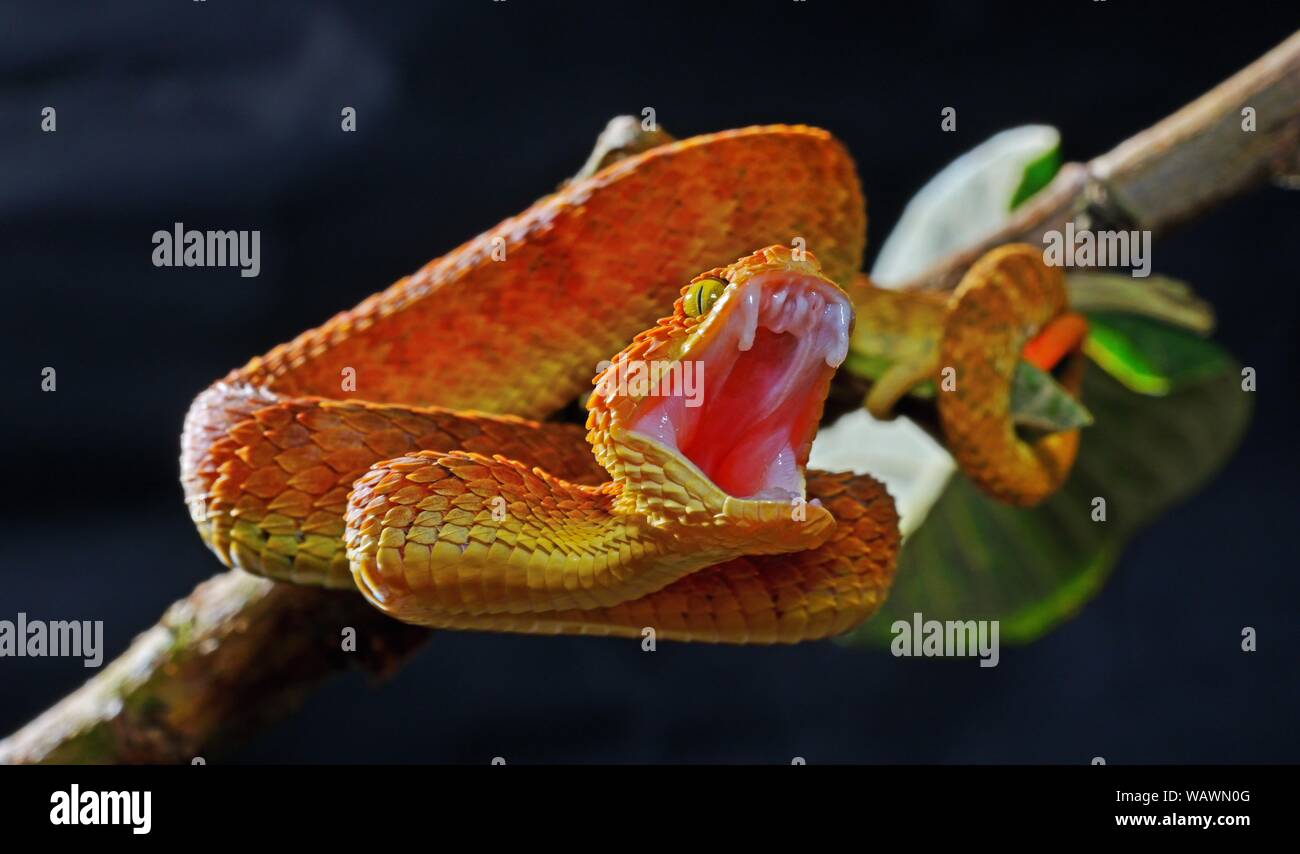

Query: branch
[0,573,427,764]
[0,117,666,766]
[899,29,1300,294]
[5,30,1296,761]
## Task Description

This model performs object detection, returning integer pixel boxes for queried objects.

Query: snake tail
[938,244,1085,505]
[845,244,1086,505]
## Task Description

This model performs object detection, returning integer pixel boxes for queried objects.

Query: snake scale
[182,124,1082,643]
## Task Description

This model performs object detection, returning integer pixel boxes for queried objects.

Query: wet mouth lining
[627,272,852,502]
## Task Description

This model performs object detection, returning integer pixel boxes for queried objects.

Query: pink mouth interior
[628,273,852,501]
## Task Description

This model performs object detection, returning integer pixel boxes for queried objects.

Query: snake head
[587,245,854,555]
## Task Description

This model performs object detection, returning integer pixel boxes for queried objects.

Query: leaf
[843,354,1091,432]
[871,125,1061,285]
[1066,272,1215,334]
[808,408,956,539]
[1083,312,1232,396]
[1009,144,1062,210]
[830,126,1065,540]
[1010,361,1093,431]
[840,358,1251,646]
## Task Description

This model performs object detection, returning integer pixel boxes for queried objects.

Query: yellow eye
[684,278,726,318]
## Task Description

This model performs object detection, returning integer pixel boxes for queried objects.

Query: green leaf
[840,358,1250,646]
[1010,361,1093,431]
[1009,144,1061,210]
[842,354,1091,432]
[1083,312,1231,396]
[1067,272,1215,334]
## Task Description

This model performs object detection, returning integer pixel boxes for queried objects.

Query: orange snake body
[182,126,901,643]
[182,124,1085,641]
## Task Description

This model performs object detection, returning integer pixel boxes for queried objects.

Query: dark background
[2,1,1297,762]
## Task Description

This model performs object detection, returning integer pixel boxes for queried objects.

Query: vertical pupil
[695,286,706,316]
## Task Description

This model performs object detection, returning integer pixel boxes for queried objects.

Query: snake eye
[684,278,726,318]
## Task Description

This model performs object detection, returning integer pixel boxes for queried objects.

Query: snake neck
[846,277,947,365]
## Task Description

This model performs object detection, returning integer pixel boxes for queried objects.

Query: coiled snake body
[182,126,900,643]
[182,124,1083,642]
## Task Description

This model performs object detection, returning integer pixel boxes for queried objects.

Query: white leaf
[871,125,1060,286]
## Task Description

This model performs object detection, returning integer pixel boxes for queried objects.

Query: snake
[843,246,1088,505]
[345,245,900,640]
[180,126,894,642]
[181,124,1084,643]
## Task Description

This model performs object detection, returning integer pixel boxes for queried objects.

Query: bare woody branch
[900,29,1300,294]
[0,119,670,766]
[4,33,1297,763]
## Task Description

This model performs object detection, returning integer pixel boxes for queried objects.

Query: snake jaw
[588,246,853,553]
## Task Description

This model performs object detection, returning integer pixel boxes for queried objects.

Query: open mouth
[627,271,852,502]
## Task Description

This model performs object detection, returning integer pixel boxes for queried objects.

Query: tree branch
[5,31,1297,762]
[899,29,1300,294]
[0,117,666,766]
[0,573,427,764]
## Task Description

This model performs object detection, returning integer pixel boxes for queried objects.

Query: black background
[2,1,1297,762]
